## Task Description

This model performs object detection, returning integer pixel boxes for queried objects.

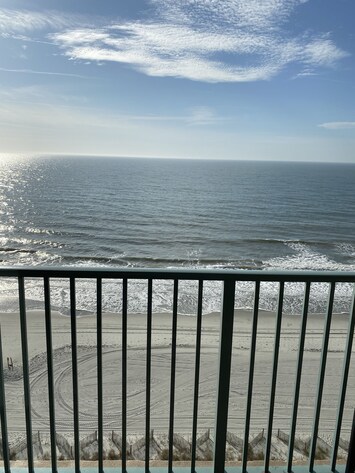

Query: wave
[0,276,353,317]
[0,239,354,316]
[234,238,336,248]
[263,241,355,272]
[25,227,52,235]
[1,239,355,272]
[0,247,264,269]
[336,242,355,257]
[0,247,37,254]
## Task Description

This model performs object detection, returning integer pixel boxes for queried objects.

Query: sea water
[1,155,355,315]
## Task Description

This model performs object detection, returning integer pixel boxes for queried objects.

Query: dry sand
[1,308,354,445]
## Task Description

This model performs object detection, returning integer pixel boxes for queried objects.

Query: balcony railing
[0,267,355,473]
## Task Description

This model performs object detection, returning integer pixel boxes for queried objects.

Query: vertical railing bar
[168,279,179,473]
[18,276,34,473]
[242,280,260,473]
[191,280,203,473]
[44,277,58,473]
[264,281,284,473]
[122,278,128,473]
[0,325,10,473]
[97,278,104,473]
[287,281,311,473]
[309,281,335,473]
[345,409,355,473]
[145,279,153,473]
[214,279,236,473]
[70,277,80,473]
[331,285,355,472]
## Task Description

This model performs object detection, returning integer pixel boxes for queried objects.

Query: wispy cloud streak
[0,7,85,33]
[319,122,355,130]
[186,106,221,125]
[0,67,86,78]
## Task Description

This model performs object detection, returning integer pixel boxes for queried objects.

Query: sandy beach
[1,308,354,454]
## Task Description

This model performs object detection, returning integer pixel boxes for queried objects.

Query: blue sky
[0,0,354,161]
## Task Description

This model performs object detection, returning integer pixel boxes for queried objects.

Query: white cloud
[51,0,347,83]
[0,87,223,126]
[186,106,219,125]
[0,7,84,33]
[1,1,349,83]
[302,37,347,66]
[293,69,318,79]
[318,122,355,130]
[152,0,304,31]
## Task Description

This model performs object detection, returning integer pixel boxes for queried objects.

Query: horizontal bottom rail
[1,465,348,473]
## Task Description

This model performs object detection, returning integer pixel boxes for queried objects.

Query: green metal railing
[0,267,354,473]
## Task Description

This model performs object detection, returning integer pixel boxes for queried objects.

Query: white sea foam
[336,242,355,257]
[264,241,355,272]
[0,270,353,316]
[0,240,354,315]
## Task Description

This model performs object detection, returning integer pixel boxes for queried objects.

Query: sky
[0,0,354,162]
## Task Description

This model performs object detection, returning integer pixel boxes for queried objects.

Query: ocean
[1,155,355,315]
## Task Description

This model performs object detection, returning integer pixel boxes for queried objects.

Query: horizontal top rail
[1,266,355,282]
